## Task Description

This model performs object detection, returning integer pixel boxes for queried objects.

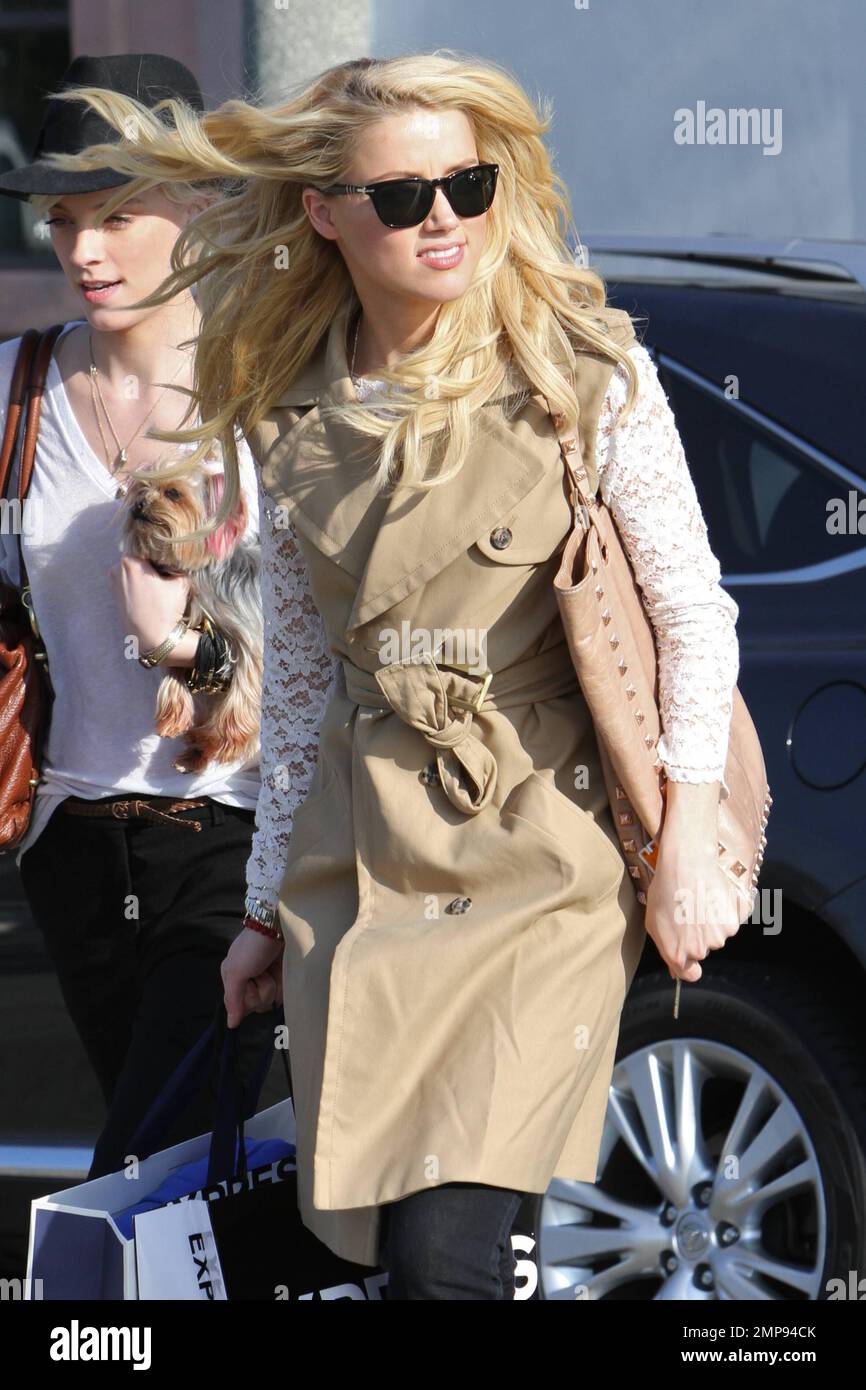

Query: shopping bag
[25,1003,287,1300]
[130,1006,389,1299]
[133,1149,390,1301]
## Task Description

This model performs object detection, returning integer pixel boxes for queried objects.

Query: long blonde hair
[41,50,641,542]
[28,179,209,222]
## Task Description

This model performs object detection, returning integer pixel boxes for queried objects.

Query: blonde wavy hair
[40,49,642,543]
[29,179,208,223]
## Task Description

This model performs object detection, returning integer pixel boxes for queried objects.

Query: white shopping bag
[26,1098,295,1301]
[134,1199,227,1301]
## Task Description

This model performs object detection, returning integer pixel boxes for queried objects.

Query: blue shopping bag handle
[125,1003,291,1188]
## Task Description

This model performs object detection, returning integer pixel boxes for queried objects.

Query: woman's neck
[349,300,440,379]
[85,296,201,391]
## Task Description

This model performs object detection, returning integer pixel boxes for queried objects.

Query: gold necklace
[350,308,362,381]
[88,330,189,476]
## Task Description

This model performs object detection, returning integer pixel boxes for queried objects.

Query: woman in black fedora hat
[0,53,278,1182]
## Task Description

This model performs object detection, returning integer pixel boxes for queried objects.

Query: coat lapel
[253,302,571,636]
[347,401,554,634]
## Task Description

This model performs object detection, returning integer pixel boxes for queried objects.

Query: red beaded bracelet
[243,913,283,943]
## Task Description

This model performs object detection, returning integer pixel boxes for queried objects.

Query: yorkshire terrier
[120,449,263,773]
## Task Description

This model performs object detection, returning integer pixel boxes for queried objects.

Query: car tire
[534,963,866,1300]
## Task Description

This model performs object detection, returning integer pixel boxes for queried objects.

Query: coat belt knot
[340,640,584,819]
[372,654,497,815]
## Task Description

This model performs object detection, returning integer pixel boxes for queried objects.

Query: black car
[534,234,866,1300]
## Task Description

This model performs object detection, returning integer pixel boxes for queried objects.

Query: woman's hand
[221,925,284,1029]
[643,778,743,982]
[110,554,190,653]
[644,841,743,982]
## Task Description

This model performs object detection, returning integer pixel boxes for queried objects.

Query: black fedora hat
[0,52,204,201]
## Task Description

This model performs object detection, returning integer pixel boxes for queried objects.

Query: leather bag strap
[540,368,600,538]
[0,329,39,503]
[19,323,67,503]
[5,324,66,605]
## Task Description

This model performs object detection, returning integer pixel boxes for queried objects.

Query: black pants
[380,1182,526,1300]
[18,794,275,1180]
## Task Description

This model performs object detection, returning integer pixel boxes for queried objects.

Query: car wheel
[534,963,866,1300]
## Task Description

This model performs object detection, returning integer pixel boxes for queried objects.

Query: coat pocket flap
[472,510,566,565]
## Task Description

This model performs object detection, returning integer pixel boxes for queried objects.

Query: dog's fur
[120,452,263,773]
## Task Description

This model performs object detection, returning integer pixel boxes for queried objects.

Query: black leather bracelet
[187,620,217,692]
[195,628,217,674]
[187,617,234,693]
[209,625,235,689]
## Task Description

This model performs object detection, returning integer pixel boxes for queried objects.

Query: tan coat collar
[256,305,631,637]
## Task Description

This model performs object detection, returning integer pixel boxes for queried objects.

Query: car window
[659,367,866,575]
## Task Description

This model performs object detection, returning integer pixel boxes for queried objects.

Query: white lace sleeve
[244,471,342,910]
[595,341,740,795]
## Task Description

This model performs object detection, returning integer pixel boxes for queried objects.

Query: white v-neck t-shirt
[0,321,262,867]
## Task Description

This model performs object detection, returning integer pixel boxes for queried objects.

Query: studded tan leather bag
[542,382,771,926]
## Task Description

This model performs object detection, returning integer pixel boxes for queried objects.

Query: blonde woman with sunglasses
[51,51,742,1300]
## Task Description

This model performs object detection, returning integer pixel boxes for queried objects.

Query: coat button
[419,761,440,786]
[489,526,512,549]
[446,896,473,914]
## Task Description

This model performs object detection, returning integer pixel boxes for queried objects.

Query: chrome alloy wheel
[537,1037,827,1300]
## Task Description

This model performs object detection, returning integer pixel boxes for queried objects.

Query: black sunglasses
[317,161,499,228]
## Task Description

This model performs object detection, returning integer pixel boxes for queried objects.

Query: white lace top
[244,341,740,909]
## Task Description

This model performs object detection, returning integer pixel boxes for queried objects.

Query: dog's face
[121,455,248,574]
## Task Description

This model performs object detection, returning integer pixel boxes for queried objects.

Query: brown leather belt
[60,795,210,831]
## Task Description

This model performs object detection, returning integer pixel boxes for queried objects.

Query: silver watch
[244,894,277,928]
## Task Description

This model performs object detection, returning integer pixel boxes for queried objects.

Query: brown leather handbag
[0,323,65,851]
[542,377,771,926]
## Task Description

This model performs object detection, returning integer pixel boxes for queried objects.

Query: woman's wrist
[138,618,234,686]
[147,627,198,667]
[243,912,283,943]
[243,894,282,943]
[137,617,190,668]
[662,778,720,839]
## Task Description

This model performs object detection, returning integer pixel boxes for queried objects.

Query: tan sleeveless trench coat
[248,302,647,1267]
